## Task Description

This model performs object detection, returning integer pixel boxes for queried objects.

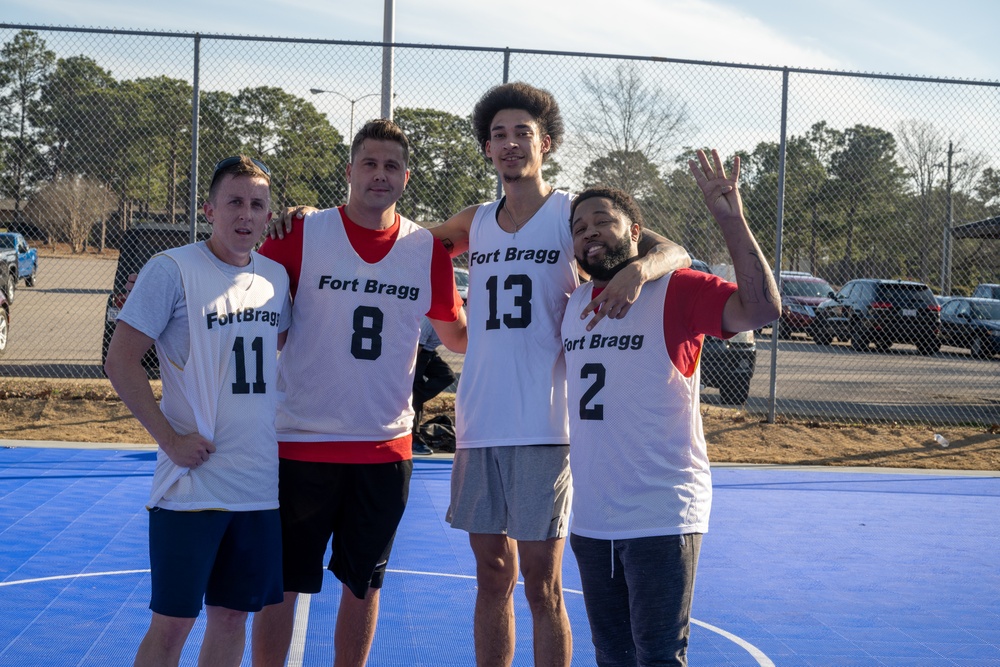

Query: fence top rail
[2,22,999,89]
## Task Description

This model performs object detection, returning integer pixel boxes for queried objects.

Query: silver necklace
[503,204,528,238]
[502,188,554,238]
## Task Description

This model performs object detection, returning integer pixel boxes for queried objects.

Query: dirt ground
[2,377,998,471]
[7,241,995,469]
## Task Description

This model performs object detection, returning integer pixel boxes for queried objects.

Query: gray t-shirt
[118,241,291,366]
[419,316,442,351]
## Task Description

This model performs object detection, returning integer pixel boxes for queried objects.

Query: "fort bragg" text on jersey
[206,307,281,330]
[317,276,420,301]
[563,333,644,352]
[470,247,560,266]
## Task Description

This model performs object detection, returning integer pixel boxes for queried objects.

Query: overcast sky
[3,0,998,81]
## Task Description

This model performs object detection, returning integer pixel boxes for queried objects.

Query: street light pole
[309,89,379,201]
[309,89,379,141]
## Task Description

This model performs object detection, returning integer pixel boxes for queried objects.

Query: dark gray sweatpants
[570,532,702,667]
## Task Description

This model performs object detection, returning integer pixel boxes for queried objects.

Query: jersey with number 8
[274,208,434,443]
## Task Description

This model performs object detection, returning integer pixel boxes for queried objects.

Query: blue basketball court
[2,444,1000,666]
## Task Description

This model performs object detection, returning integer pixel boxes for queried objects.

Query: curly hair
[570,186,645,230]
[471,82,564,160]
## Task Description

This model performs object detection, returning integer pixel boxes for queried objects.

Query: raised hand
[688,149,744,223]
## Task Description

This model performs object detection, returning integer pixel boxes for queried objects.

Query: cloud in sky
[4,0,997,80]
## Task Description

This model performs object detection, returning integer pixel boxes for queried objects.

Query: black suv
[102,223,211,377]
[809,279,941,355]
[690,258,756,404]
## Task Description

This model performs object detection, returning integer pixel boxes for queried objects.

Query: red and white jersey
[562,274,716,540]
[154,244,288,511]
[457,190,578,448]
[274,208,433,445]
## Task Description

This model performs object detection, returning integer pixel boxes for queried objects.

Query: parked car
[809,278,941,355]
[939,297,1000,359]
[0,288,9,356]
[0,232,39,301]
[776,271,834,338]
[454,266,469,304]
[102,223,211,377]
[0,255,13,305]
[971,283,1000,300]
[690,259,756,404]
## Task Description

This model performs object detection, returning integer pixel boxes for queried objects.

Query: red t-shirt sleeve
[258,216,305,299]
[427,237,462,322]
[663,268,738,377]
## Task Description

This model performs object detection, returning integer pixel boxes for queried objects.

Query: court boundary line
[1,567,775,666]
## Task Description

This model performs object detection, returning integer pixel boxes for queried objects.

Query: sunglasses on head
[210,156,271,185]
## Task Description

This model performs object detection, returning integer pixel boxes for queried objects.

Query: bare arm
[579,227,691,331]
[427,205,477,258]
[104,321,215,468]
[429,307,468,354]
[688,149,781,333]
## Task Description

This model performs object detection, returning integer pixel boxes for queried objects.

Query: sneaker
[412,440,433,456]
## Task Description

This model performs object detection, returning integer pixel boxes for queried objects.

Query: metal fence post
[767,68,789,424]
[187,33,201,243]
[494,48,511,201]
[381,0,395,121]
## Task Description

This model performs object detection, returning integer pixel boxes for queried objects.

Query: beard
[578,230,637,282]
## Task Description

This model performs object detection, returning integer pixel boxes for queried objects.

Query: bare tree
[896,121,987,283]
[896,120,947,282]
[572,62,690,196]
[24,176,114,253]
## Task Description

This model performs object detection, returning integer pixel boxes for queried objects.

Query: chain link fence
[0,24,998,427]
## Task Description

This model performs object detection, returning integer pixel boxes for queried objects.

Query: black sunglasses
[210,156,271,185]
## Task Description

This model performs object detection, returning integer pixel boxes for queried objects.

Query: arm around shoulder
[636,228,691,282]
[427,205,477,258]
[579,228,691,330]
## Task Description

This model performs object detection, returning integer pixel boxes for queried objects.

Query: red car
[777,271,834,339]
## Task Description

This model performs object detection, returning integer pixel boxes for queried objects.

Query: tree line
[1,30,997,291]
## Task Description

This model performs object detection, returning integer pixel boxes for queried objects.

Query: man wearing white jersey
[431,83,691,667]
[105,155,291,667]
[561,153,780,666]
[251,119,467,667]
[268,84,691,666]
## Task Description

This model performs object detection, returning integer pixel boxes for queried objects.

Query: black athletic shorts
[278,458,412,600]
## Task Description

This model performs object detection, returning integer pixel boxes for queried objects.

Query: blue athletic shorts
[148,507,283,618]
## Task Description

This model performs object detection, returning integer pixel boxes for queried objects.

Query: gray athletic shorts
[446,445,572,541]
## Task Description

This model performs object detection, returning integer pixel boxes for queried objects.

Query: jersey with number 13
[457,190,578,448]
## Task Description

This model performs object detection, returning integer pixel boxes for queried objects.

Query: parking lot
[2,255,998,424]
